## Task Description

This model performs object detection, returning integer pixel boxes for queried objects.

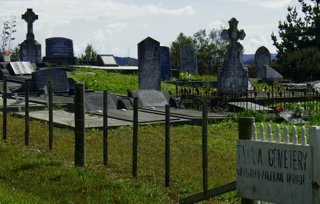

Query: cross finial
[221,17,246,42]
[22,8,38,41]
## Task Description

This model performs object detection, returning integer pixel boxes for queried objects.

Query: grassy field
[0,114,240,203]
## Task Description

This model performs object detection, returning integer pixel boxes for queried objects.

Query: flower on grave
[2,50,12,56]
[274,106,284,113]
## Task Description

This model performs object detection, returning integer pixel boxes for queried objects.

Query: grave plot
[129,89,227,121]
[85,91,189,124]
[14,110,132,128]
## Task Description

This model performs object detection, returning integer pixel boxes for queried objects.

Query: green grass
[69,68,177,95]
[0,114,240,203]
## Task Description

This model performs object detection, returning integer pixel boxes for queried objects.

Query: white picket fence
[251,123,307,146]
[237,122,320,204]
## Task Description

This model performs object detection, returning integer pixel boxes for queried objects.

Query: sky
[1,0,302,58]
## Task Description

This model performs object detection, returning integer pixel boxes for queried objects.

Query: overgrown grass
[0,114,240,203]
[69,68,176,95]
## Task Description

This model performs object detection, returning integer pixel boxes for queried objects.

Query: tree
[169,32,193,70]
[271,0,320,80]
[193,28,227,74]
[78,44,97,65]
[1,16,16,52]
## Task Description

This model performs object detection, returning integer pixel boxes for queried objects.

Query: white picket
[275,124,281,143]
[267,124,272,142]
[284,125,289,144]
[292,125,298,145]
[260,123,264,142]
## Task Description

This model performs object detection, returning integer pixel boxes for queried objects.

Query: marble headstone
[218,18,248,97]
[130,90,168,107]
[42,37,76,65]
[254,46,271,78]
[20,8,42,63]
[32,68,69,93]
[138,37,161,90]
[8,62,36,75]
[85,92,117,113]
[180,44,198,75]
[160,46,171,81]
[97,55,118,66]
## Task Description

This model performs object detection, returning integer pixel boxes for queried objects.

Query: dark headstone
[20,9,42,63]
[180,44,198,75]
[132,90,168,107]
[138,37,161,90]
[218,18,248,97]
[160,46,171,81]
[254,46,271,78]
[42,37,76,65]
[8,62,36,75]
[32,68,69,93]
[97,55,118,66]
[85,92,117,113]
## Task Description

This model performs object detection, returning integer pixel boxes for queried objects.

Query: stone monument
[138,37,161,90]
[20,8,42,63]
[160,46,171,81]
[42,37,76,65]
[254,46,271,78]
[218,18,248,97]
[180,44,198,75]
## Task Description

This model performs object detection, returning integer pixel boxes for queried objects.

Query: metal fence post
[132,97,138,177]
[103,91,108,166]
[2,76,7,141]
[48,80,53,150]
[202,101,208,192]
[74,83,85,167]
[25,79,29,146]
[165,104,171,187]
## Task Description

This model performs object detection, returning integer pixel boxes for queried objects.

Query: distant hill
[243,54,277,65]
[114,54,277,66]
[114,57,138,66]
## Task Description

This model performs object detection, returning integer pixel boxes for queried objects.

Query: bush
[236,110,266,123]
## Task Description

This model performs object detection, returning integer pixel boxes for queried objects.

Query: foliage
[0,114,240,203]
[271,0,320,79]
[78,44,97,65]
[69,68,176,94]
[10,46,20,61]
[178,72,192,81]
[235,110,266,123]
[1,16,16,52]
[169,28,227,74]
[192,28,227,74]
[170,33,193,70]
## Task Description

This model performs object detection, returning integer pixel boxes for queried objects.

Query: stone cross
[22,8,38,41]
[221,18,246,43]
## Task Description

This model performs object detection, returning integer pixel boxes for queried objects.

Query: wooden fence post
[25,79,29,146]
[103,91,108,166]
[74,83,85,167]
[132,97,138,177]
[48,80,53,150]
[202,101,208,192]
[2,76,7,141]
[309,126,320,204]
[165,104,170,187]
[238,117,255,204]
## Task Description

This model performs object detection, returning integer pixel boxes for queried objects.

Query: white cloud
[223,0,293,9]
[208,20,227,29]
[106,23,128,35]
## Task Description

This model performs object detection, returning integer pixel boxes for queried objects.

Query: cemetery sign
[237,140,312,204]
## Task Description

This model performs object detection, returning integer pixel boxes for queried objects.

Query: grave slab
[0,97,45,111]
[140,107,227,120]
[14,110,132,128]
[228,101,272,111]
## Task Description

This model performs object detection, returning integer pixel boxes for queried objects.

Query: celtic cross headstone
[19,8,42,63]
[217,18,248,97]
